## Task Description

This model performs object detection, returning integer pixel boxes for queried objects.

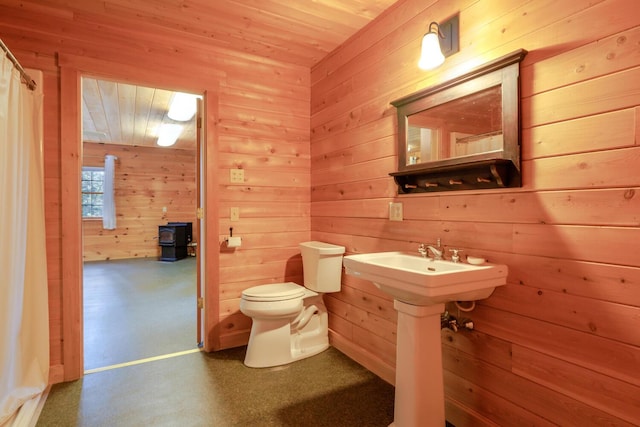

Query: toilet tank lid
[299,241,345,255]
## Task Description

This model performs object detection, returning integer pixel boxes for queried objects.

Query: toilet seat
[241,282,305,302]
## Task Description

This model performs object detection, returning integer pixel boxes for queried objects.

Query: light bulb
[418,32,445,70]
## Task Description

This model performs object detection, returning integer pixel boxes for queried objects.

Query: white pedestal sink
[343,252,508,427]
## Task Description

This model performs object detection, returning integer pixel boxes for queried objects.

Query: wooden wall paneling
[311,157,398,187]
[513,223,640,266]
[218,151,309,170]
[522,109,636,160]
[218,135,310,164]
[311,136,396,172]
[484,284,640,346]
[219,261,303,286]
[311,199,399,219]
[311,117,396,159]
[523,147,640,191]
[511,345,640,425]
[472,304,640,387]
[443,399,497,427]
[218,246,303,269]
[443,369,555,427]
[331,284,396,324]
[328,330,396,385]
[311,178,398,202]
[503,252,640,306]
[438,188,640,226]
[219,201,309,220]
[442,345,634,426]
[524,68,640,128]
[441,329,512,371]
[325,289,397,344]
[222,185,309,203]
[522,24,640,97]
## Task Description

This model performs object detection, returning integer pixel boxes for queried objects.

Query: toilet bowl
[240,241,345,368]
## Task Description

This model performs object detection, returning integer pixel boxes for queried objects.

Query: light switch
[230,207,240,221]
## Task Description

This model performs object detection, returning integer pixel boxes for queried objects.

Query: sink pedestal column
[391,300,445,427]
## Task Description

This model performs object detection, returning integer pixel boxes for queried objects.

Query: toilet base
[243,297,329,368]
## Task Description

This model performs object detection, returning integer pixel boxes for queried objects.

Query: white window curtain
[102,154,117,230]
[0,55,49,425]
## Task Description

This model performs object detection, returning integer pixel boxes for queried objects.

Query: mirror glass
[405,85,502,166]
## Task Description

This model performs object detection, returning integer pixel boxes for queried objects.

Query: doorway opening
[80,76,202,372]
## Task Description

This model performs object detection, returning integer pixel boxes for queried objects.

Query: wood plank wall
[82,142,197,261]
[311,0,640,425]
[0,3,309,380]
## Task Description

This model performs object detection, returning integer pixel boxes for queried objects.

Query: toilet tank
[299,241,345,293]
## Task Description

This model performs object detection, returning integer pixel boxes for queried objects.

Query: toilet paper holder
[225,227,242,248]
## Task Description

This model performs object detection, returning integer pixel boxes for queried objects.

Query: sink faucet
[419,239,443,260]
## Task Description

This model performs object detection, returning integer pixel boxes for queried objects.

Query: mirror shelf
[390,49,527,194]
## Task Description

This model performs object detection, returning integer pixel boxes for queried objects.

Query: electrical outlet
[389,202,403,221]
[230,207,240,221]
[230,168,244,183]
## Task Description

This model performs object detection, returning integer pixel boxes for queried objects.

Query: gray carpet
[83,257,197,370]
[36,347,395,426]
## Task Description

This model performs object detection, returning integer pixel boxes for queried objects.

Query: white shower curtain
[103,154,117,230]
[0,54,49,426]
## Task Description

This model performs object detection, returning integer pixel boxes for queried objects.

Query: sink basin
[343,251,508,305]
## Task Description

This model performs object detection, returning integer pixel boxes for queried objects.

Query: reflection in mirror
[406,85,502,166]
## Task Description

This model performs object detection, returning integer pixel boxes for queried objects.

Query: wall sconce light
[157,123,183,147]
[418,14,460,70]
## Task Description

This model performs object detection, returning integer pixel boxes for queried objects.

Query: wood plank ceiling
[59,0,399,150]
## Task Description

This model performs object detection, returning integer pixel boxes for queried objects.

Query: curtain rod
[0,38,37,91]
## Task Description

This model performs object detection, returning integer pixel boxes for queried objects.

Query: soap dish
[467,256,486,265]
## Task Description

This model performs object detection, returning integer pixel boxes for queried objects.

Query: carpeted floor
[36,346,395,426]
[83,257,198,371]
[36,257,396,426]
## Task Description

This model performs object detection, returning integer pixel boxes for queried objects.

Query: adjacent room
[1,0,639,426]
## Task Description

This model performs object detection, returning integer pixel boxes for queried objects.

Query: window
[82,167,104,218]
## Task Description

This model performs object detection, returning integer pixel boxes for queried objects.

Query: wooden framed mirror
[390,49,527,193]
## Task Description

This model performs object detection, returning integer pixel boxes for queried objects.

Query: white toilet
[240,241,345,368]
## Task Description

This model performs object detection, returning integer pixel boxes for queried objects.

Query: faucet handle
[418,243,427,257]
[449,248,463,263]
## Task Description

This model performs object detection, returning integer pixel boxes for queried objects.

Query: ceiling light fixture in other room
[168,92,198,121]
[157,123,183,147]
